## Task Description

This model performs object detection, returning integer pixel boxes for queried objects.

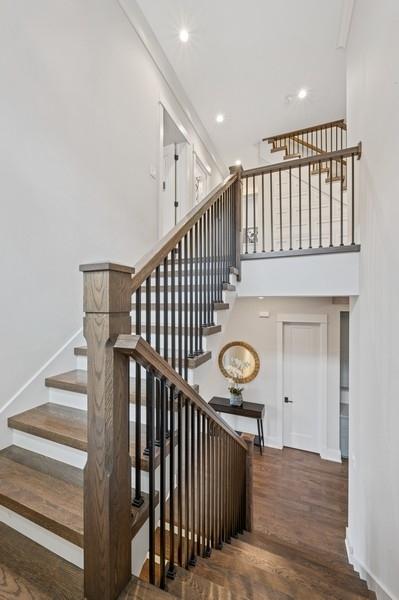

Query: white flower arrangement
[225,357,250,396]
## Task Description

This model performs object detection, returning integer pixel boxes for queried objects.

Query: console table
[209,396,265,454]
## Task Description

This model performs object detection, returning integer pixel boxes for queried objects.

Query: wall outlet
[150,165,157,179]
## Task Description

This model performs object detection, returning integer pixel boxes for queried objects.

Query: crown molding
[337,0,355,49]
[117,0,227,177]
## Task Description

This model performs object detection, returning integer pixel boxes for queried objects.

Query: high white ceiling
[137,0,347,170]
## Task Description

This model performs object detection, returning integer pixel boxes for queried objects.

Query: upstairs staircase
[0,120,372,600]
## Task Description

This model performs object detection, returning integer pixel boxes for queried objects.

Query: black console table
[209,396,265,454]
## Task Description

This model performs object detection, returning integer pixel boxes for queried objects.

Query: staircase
[0,122,372,600]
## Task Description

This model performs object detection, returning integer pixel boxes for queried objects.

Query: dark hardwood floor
[251,447,349,560]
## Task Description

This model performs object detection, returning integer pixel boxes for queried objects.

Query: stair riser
[9,428,172,495]
[75,355,195,385]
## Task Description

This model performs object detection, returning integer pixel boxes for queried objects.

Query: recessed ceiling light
[179,29,189,43]
[235,159,241,166]
[216,113,225,123]
[297,88,307,99]
[258,296,264,300]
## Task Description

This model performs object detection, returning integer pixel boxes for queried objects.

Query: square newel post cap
[80,262,135,313]
[79,262,135,274]
[229,164,244,176]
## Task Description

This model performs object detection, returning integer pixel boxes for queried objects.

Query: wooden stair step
[140,560,237,600]
[271,145,287,153]
[0,521,83,599]
[74,347,212,369]
[0,446,154,546]
[8,403,173,472]
[283,153,301,160]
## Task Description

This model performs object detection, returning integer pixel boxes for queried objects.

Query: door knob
[284,397,293,403]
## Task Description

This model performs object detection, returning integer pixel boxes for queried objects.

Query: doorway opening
[160,108,189,236]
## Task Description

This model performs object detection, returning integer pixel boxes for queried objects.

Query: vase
[229,393,243,407]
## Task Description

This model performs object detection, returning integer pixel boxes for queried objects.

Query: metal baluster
[205,417,211,557]
[185,398,190,567]
[207,208,212,326]
[329,159,333,247]
[171,251,176,371]
[270,173,274,252]
[178,242,183,377]
[163,256,168,365]
[199,216,204,353]
[155,266,161,444]
[299,165,302,250]
[319,160,322,248]
[147,368,155,584]
[167,385,177,579]
[133,288,144,507]
[289,167,292,251]
[194,222,199,355]
[177,393,183,566]
[340,160,344,245]
[145,277,151,453]
[245,177,249,254]
[197,409,202,557]
[351,153,355,245]
[252,175,257,254]
[279,169,283,251]
[201,413,206,556]
[217,198,222,300]
[189,404,197,565]
[189,229,194,357]
[308,164,312,248]
[159,377,167,589]
[184,235,188,379]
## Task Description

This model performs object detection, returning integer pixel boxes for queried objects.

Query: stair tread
[46,368,200,402]
[121,575,177,599]
[0,521,83,599]
[0,446,153,546]
[8,403,172,472]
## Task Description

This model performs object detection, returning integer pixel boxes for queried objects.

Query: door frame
[276,313,328,457]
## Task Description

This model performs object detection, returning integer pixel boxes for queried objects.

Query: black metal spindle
[159,377,167,589]
[133,288,144,507]
[167,385,177,579]
[245,177,249,254]
[205,417,211,557]
[261,174,265,253]
[163,257,168,365]
[155,266,161,443]
[289,167,292,251]
[147,368,156,584]
[329,159,333,247]
[252,175,257,254]
[177,392,183,566]
[308,164,312,248]
[171,251,176,371]
[145,277,151,452]
[270,173,274,252]
[319,160,322,247]
[183,235,188,379]
[207,208,212,326]
[189,229,194,357]
[184,397,190,567]
[197,409,202,557]
[351,153,355,245]
[299,165,302,250]
[194,221,199,355]
[199,216,204,353]
[340,159,344,246]
[279,168,283,251]
[201,413,206,555]
[190,404,196,565]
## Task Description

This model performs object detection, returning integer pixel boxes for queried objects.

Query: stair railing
[80,168,251,599]
[240,144,361,256]
[264,118,347,158]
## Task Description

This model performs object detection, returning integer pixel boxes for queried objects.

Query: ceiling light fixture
[297,88,308,99]
[235,159,241,166]
[216,113,225,123]
[179,29,189,43]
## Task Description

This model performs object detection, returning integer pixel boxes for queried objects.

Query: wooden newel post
[229,164,243,281]
[80,262,134,600]
[241,433,254,532]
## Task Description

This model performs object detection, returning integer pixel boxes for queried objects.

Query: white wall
[240,251,360,297]
[347,2,399,598]
[0,1,222,414]
[195,296,345,461]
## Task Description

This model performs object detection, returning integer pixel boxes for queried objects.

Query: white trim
[117,0,226,176]
[346,529,396,600]
[337,0,355,49]
[0,328,82,416]
[276,314,329,457]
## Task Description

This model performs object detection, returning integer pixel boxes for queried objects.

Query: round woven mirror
[218,341,260,384]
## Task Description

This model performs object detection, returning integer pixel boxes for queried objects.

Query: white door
[283,323,321,452]
[161,143,177,236]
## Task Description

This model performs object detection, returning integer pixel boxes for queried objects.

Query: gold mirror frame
[218,341,260,384]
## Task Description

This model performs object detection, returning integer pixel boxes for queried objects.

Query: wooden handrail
[242,144,361,178]
[264,118,346,143]
[130,173,237,293]
[115,334,248,451]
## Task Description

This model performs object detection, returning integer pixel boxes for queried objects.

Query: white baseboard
[265,436,283,450]
[346,529,396,600]
[320,447,342,463]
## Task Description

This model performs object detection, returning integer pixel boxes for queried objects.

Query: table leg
[260,419,265,449]
[257,419,262,455]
